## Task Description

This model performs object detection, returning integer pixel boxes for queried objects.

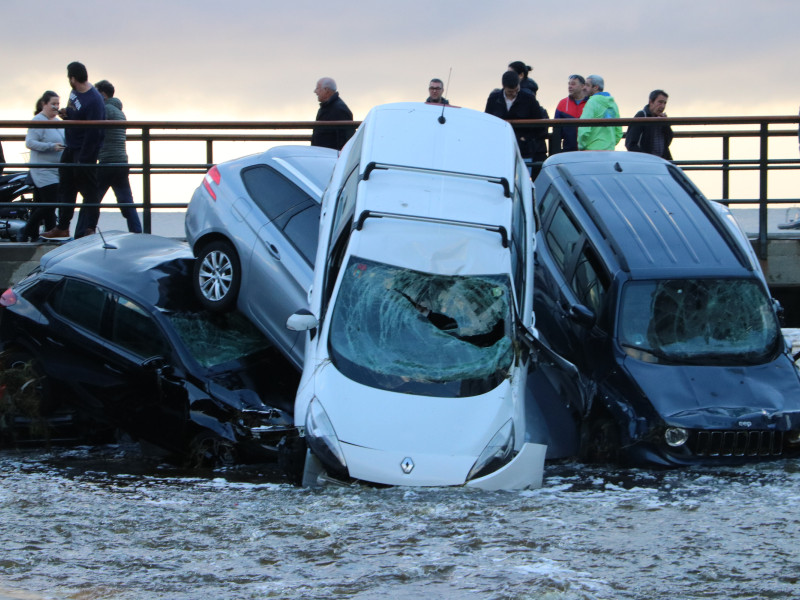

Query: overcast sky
[3,0,799,122]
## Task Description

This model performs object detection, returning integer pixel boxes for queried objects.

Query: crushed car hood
[623,355,800,428]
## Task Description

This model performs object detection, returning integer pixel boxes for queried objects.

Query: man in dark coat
[625,89,673,160]
[485,70,545,160]
[311,77,355,151]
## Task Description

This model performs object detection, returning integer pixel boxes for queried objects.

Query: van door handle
[267,243,281,260]
[46,336,65,347]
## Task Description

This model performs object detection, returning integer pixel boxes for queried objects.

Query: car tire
[186,432,238,469]
[193,240,241,312]
[580,416,620,464]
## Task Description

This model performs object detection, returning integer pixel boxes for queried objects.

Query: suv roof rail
[354,209,509,248]
[556,165,630,272]
[362,161,511,198]
[666,165,754,272]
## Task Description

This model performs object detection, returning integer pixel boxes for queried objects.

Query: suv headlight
[467,420,515,481]
[305,398,347,473]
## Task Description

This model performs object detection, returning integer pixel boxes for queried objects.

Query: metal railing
[1,115,799,256]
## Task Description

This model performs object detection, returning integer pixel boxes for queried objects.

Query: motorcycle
[0,172,32,241]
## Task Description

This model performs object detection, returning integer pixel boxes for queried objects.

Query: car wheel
[186,433,238,469]
[193,240,241,312]
[580,416,620,464]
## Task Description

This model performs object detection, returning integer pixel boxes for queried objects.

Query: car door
[100,294,189,448]
[41,278,118,416]
[241,165,319,365]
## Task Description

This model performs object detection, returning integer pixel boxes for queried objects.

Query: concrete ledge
[0,243,53,289]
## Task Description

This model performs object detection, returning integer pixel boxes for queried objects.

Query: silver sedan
[185,145,338,370]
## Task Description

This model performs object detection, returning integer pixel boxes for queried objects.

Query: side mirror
[568,304,596,329]
[287,309,319,332]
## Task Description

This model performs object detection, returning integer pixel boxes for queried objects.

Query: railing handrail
[1,115,798,258]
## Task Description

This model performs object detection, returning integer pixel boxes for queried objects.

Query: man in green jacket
[578,75,622,151]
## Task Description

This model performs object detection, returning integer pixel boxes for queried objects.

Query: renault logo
[401,457,414,474]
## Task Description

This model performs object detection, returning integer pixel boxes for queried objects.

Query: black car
[532,151,800,466]
[0,232,300,466]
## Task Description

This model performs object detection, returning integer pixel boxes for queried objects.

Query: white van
[287,102,548,489]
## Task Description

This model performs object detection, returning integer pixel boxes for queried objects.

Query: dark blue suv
[532,151,800,466]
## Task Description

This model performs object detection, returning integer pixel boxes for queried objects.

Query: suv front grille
[690,430,784,457]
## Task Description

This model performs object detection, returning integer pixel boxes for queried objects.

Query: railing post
[721,135,730,203]
[758,122,769,260]
[206,139,213,166]
[142,126,151,234]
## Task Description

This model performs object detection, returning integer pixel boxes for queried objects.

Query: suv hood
[623,355,800,428]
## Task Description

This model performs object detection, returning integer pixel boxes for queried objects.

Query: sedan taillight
[202,166,221,200]
[1,289,17,307]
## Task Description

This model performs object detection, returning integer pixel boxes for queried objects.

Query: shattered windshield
[618,279,780,364]
[166,311,272,369]
[328,257,514,397]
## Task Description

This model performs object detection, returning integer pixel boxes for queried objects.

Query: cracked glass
[328,257,514,397]
[618,279,780,364]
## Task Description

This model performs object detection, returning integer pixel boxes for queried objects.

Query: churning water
[1,445,799,600]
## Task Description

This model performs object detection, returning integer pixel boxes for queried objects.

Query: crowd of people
[10,60,674,242]
[310,62,675,180]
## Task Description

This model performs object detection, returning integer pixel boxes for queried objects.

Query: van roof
[351,103,522,235]
[358,103,518,182]
[540,152,756,276]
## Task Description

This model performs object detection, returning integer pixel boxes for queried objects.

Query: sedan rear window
[241,165,313,222]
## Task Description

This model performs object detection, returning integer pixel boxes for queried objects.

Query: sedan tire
[193,240,241,312]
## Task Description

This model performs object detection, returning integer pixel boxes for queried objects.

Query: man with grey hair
[311,77,354,150]
[577,74,622,151]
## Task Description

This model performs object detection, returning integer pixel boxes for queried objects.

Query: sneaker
[40,227,71,240]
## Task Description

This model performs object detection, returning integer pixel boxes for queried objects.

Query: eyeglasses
[429,86,443,91]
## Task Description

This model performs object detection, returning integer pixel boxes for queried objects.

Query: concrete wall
[0,243,53,290]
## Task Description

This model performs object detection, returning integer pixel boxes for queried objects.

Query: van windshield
[328,256,514,397]
[618,279,780,364]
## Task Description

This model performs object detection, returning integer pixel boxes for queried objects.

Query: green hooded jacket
[578,92,622,151]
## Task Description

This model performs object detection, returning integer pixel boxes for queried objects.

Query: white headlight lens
[305,398,347,471]
[468,420,515,481]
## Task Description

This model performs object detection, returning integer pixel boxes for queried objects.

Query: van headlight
[305,398,347,473]
[467,420,515,481]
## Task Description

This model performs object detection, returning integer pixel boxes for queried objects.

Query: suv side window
[571,244,609,320]
[241,166,311,221]
[545,205,582,273]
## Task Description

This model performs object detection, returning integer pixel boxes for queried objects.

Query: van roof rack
[362,162,511,198]
[354,210,509,248]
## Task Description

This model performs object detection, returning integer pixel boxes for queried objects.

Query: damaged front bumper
[301,442,548,491]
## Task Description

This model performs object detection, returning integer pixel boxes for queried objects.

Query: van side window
[510,183,526,311]
[330,166,359,249]
[571,244,609,321]
[545,205,582,273]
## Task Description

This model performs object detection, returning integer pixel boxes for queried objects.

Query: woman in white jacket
[22,91,65,241]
